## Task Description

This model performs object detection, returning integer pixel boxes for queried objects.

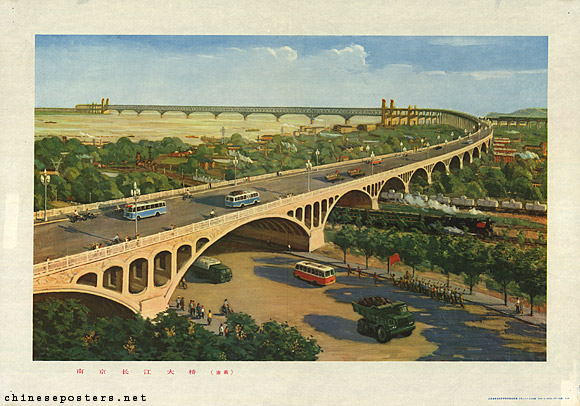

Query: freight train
[380,190,546,215]
[331,206,494,236]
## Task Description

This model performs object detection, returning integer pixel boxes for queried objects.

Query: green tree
[355,227,381,269]
[376,230,400,274]
[398,231,427,277]
[333,224,356,263]
[515,246,547,316]
[489,242,519,305]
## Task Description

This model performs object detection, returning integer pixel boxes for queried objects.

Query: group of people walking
[393,274,465,308]
[175,296,212,325]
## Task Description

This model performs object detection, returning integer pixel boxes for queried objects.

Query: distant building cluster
[493,137,517,163]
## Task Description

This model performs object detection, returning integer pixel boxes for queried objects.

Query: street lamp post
[233,156,239,185]
[399,141,403,154]
[437,135,441,145]
[445,139,448,152]
[366,145,370,156]
[315,149,320,170]
[131,181,141,238]
[370,151,375,175]
[426,142,430,159]
[403,147,407,160]
[306,160,313,192]
[40,169,51,222]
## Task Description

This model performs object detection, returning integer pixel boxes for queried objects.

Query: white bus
[224,190,260,208]
[123,200,167,220]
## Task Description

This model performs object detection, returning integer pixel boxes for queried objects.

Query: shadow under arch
[332,189,372,209]
[379,176,406,196]
[409,168,429,193]
[33,291,136,319]
[449,155,462,171]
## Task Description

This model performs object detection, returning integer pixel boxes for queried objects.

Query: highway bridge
[34,111,492,318]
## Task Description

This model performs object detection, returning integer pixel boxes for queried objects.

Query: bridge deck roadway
[34,129,490,264]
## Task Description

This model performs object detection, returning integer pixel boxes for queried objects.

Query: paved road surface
[34,128,489,263]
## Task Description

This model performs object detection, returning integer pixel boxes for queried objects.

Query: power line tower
[50,157,64,174]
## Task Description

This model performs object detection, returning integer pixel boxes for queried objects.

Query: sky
[35,36,547,116]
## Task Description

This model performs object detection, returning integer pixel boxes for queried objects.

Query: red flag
[389,253,401,266]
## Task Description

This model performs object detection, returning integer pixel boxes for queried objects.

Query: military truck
[352,296,415,342]
[325,170,344,183]
[185,256,232,284]
[347,166,365,178]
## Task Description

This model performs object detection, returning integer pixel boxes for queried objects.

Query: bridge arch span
[380,176,406,195]
[449,155,462,171]
[331,189,373,209]
[462,151,472,166]
[34,290,138,317]
[432,161,447,174]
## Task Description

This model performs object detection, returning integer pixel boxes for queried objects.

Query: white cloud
[429,37,500,47]
[423,70,446,76]
[253,46,298,61]
[463,68,547,80]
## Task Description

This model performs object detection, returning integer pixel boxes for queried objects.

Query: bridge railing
[33,126,493,277]
[34,125,480,221]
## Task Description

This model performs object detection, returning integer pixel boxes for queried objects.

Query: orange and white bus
[294,261,336,286]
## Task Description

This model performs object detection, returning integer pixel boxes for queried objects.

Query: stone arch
[153,250,172,287]
[196,237,210,252]
[76,272,97,287]
[481,143,488,154]
[103,266,123,293]
[449,155,462,171]
[320,199,328,225]
[176,244,192,271]
[128,258,148,294]
[211,215,310,253]
[33,292,136,318]
[331,189,372,209]
[462,151,472,166]
[305,204,312,229]
[381,177,406,194]
[409,168,430,193]
[313,201,320,228]
[432,161,447,174]
[296,207,303,222]
[473,147,480,159]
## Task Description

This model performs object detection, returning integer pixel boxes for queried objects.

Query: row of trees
[332,226,546,315]
[33,299,321,361]
[34,137,189,210]
[411,154,547,202]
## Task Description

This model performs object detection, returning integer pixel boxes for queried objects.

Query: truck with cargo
[347,166,365,178]
[185,256,232,284]
[325,170,344,183]
[352,296,415,343]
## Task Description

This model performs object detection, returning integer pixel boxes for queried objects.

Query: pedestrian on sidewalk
[176,296,181,310]
[358,266,361,279]
[196,303,201,318]
[219,324,224,336]
[207,310,212,326]
[189,300,195,317]
[201,305,205,320]
[374,272,378,286]
[347,264,351,276]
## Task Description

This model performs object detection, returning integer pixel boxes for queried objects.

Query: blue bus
[224,190,260,208]
[123,200,167,220]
